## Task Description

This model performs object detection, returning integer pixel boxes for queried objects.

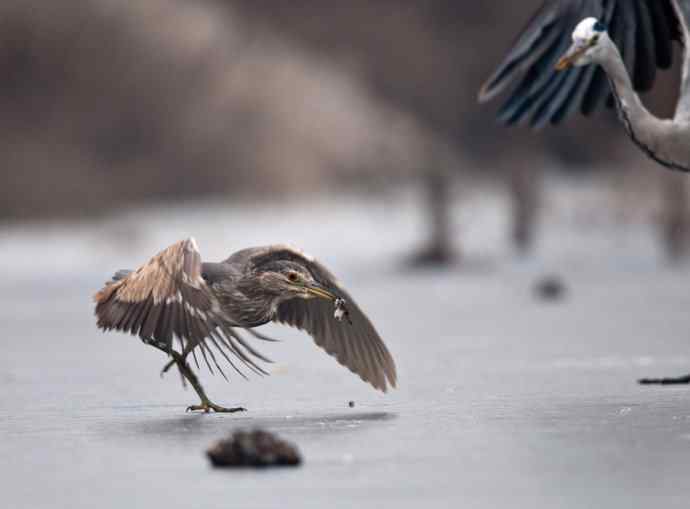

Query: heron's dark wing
[94,238,269,378]
[254,246,397,392]
[478,0,680,128]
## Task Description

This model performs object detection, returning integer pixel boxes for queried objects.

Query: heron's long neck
[598,42,661,149]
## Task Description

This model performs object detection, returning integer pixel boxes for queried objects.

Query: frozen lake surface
[2,188,690,508]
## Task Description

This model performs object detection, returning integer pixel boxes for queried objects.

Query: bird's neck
[598,42,690,172]
[598,42,663,152]
[673,0,690,33]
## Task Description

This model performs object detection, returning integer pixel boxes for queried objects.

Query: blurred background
[1,0,688,264]
[4,3,690,507]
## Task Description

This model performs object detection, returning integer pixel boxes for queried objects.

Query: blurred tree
[407,140,457,266]
[227,0,654,262]
[0,0,683,259]
[510,163,542,254]
[660,175,690,263]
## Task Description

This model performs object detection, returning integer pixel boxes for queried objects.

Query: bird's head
[556,17,608,70]
[258,261,337,302]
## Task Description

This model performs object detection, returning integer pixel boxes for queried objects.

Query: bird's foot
[186,402,247,413]
[639,374,690,385]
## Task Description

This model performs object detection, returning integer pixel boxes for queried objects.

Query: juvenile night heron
[94,238,397,412]
[479,0,690,173]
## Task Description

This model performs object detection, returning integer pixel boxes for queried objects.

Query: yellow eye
[288,272,299,283]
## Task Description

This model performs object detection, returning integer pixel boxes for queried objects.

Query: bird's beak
[305,283,337,301]
[555,42,588,71]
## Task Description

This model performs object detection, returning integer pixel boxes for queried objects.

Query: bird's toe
[210,404,247,413]
[185,402,247,413]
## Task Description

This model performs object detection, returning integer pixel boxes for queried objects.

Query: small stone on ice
[534,275,566,301]
[206,429,302,468]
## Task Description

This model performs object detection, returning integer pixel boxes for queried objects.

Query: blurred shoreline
[1,175,679,286]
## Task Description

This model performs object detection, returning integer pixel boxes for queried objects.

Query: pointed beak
[555,42,588,71]
[305,283,337,301]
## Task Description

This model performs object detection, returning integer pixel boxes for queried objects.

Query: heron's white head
[556,17,608,70]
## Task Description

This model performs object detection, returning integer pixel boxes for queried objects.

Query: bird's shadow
[100,408,397,445]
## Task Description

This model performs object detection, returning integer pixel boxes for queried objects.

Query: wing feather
[479,0,681,127]
[259,246,397,392]
[94,238,270,377]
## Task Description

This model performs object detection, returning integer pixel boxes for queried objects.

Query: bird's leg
[170,351,246,413]
[160,358,176,377]
[639,374,690,385]
[160,357,187,389]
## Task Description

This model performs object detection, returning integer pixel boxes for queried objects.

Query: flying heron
[94,238,397,412]
[479,0,690,173]
[480,1,690,385]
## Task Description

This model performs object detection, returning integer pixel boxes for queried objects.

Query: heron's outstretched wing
[254,246,397,392]
[672,0,690,122]
[479,0,680,128]
[94,238,269,378]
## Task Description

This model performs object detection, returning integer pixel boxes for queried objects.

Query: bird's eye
[593,21,606,33]
[590,35,599,45]
[287,272,299,283]
[201,273,208,281]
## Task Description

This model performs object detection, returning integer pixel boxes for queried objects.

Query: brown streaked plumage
[94,238,397,412]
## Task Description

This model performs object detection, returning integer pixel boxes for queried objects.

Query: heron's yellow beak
[305,283,337,301]
[555,42,588,71]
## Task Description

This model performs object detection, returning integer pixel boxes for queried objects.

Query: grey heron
[479,0,690,173]
[480,1,690,385]
[94,238,397,412]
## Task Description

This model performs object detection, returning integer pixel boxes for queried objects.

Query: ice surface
[1,187,690,508]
